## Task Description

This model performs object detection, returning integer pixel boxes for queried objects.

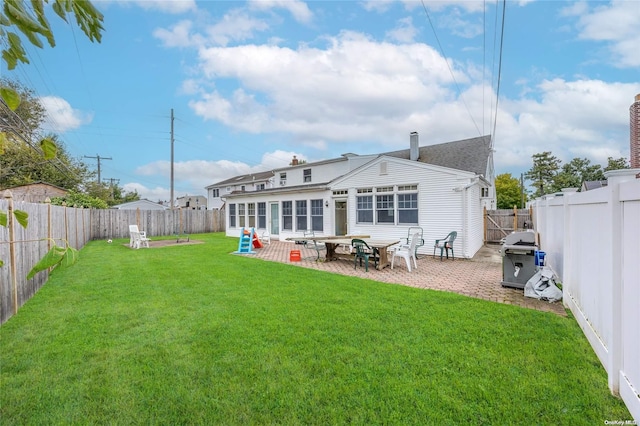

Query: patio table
[318,238,400,270]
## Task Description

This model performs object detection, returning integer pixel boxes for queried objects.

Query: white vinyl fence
[532,170,640,422]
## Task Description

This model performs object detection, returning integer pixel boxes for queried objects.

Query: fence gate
[484,207,533,243]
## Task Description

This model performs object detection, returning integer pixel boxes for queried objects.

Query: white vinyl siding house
[329,156,481,257]
[206,171,274,210]
[217,134,494,259]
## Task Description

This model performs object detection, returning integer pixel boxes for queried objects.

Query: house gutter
[453,176,480,258]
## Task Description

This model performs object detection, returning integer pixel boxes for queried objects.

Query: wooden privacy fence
[484,207,533,243]
[1,193,225,324]
[0,196,91,325]
[90,207,225,240]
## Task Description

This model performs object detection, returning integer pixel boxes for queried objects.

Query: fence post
[513,206,517,232]
[74,205,79,249]
[46,198,52,252]
[483,206,487,243]
[62,202,69,244]
[5,190,18,315]
[180,207,184,235]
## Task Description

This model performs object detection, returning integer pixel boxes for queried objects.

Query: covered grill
[500,231,538,289]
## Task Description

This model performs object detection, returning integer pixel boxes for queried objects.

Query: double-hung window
[229,204,236,227]
[376,194,395,223]
[356,188,373,223]
[303,169,311,183]
[258,202,266,228]
[311,199,323,231]
[248,203,256,227]
[238,203,246,227]
[296,200,307,231]
[376,186,395,224]
[398,193,418,224]
[282,201,293,230]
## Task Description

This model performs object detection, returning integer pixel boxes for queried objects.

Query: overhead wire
[420,0,482,137]
[491,0,507,151]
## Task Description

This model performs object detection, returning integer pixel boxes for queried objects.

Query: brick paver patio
[249,240,566,316]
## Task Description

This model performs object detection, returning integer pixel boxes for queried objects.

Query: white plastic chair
[129,224,150,249]
[391,232,420,272]
[261,230,271,245]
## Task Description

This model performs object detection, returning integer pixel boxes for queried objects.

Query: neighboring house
[111,199,168,210]
[176,195,207,210]
[581,180,607,191]
[206,170,275,210]
[214,133,495,259]
[2,181,68,203]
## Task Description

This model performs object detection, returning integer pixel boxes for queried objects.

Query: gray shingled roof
[383,135,492,176]
[207,135,492,189]
[581,180,607,191]
[207,170,275,187]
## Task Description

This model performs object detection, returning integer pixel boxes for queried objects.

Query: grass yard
[0,233,631,424]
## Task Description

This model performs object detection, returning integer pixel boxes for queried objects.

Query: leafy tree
[1,0,104,70]
[495,173,525,209]
[1,133,93,190]
[0,0,104,274]
[551,157,604,192]
[109,185,140,206]
[604,157,629,172]
[51,190,108,209]
[0,77,46,137]
[83,181,140,207]
[524,151,561,198]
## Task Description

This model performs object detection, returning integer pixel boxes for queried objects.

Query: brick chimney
[291,155,299,166]
[410,132,419,161]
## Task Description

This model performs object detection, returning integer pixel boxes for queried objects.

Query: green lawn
[0,233,631,424]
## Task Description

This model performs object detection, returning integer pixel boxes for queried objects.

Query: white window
[303,169,311,183]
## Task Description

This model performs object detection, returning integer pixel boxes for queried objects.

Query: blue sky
[3,0,639,202]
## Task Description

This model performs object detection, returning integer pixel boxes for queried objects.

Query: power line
[420,0,481,136]
[491,0,507,151]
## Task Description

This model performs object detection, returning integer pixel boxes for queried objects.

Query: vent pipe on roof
[410,132,419,161]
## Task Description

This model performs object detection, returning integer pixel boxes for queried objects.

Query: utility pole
[103,177,120,200]
[520,173,525,208]
[84,154,112,183]
[170,108,174,210]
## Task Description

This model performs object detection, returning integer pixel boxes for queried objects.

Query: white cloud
[249,0,313,24]
[190,31,462,147]
[151,1,638,181]
[122,182,171,203]
[154,10,269,48]
[437,9,484,39]
[117,0,197,14]
[574,0,640,68]
[494,78,640,169]
[386,17,418,43]
[362,0,486,13]
[38,96,93,133]
[153,20,203,48]
[205,9,270,46]
[127,151,314,200]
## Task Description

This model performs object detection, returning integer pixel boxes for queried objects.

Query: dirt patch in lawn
[149,239,204,248]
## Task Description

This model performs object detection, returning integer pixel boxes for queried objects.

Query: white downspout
[453,177,480,258]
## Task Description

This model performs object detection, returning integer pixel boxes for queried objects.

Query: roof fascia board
[330,155,475,187]
[272,157,347,172]
[223,184,330,199]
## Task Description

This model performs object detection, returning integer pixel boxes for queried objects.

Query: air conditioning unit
[280,180,286,186]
